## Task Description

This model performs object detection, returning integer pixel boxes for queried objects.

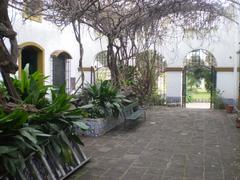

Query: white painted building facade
[9,7,107,92]
[8,6,240,106]
[163,16,240,105]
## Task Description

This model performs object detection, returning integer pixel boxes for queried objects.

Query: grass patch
[187,91,210,101]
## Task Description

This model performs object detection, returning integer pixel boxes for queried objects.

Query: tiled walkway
[186,103,210,109]
[69,107,240,180]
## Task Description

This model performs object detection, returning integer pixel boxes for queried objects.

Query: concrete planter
[78,116,123,137]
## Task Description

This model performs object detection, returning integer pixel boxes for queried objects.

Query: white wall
[217,72,236,99]
[161,19,239,68]
[166,72,182,98]
[9,8,107,87]
[163,17,240,103]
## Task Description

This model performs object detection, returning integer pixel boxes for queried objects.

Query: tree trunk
[0,91,6,105]
[1,69,21,102]
[0,0,21,102]
[72,20,85,94]
[0,0,19,73]
[107,36,119,86]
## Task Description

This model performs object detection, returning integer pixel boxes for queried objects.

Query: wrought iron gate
[182,66,187,108]
[182,65,216,109]
[210,66,217,109]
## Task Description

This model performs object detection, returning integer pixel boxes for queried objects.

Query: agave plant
[81,80,131,118]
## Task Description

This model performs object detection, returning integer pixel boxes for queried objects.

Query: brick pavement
[68,107,240,180]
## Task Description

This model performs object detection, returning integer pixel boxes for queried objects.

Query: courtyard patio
[69,107,240,180]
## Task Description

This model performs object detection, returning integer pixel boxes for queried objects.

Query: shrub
[125,50,166,105]
[213,90,225,109]
[145,94,166,106]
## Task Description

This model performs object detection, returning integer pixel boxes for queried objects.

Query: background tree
[81,0,229,86]
[43,0,231,87]
[133,50,165,103]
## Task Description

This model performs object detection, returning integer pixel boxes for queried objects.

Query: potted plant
[78,80,130,136]
[226,104,234,113]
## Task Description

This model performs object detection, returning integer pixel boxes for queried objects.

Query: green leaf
[12,110,29,129]
[48,123,61,132]
[123,99,132,103]
[70,134,84,146]
[20,129,37,144]
[0,146,18,156]
[50,138,61,154]
[4,158,17,175]
[73,121,89,130]
[60,142,73,164]
[58,132,74,164]
[80,104,94,109]
[15,135,37,151]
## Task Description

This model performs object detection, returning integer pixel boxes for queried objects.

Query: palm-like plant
[0,87,89,177]
[81,80,130,118]
[12,65,50,108]
[0,109,50,176]
[0,69,89,176]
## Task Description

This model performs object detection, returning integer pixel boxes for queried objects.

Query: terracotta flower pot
[236,118,240,128]
[226,104,234,113]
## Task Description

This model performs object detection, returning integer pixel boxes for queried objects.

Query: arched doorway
[182,49,217,109]
[19,42,44,76]
[51,50,72,91]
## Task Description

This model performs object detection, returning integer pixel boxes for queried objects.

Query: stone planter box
[78,116,123,137]
[1,130,90,180]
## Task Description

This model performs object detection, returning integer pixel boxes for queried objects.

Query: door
[53,55,66,87]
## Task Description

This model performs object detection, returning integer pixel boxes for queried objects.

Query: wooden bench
[121,102,146,128]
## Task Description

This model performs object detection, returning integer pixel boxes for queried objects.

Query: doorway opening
[51,50,72,92]
[19,42,44,76]
[182,49,217,109]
